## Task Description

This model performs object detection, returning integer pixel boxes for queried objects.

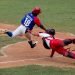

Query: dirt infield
[0,23,75,68]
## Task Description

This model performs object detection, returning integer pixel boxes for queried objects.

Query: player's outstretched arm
[50,49,55,57]
[39,24,46,31]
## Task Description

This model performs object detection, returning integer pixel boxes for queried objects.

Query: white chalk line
[0,41,26,57]
[0,32,74,64]
[0,55,62,64]
[0,45,10,57]
[0,32,75,57]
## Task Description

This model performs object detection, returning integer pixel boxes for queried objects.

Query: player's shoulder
[34,16,40,23]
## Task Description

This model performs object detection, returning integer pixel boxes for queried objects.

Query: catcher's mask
[46,28,55,36]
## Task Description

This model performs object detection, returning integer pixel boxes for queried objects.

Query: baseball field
[0,0,75,75]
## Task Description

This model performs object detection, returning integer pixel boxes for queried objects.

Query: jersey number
[24,15,32,26]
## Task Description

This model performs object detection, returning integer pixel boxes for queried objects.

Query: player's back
[21,12,35,30]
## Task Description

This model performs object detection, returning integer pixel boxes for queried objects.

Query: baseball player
[4,7,46,48]
[33,29,75,59]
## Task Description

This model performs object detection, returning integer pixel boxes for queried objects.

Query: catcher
[33,28,75,59]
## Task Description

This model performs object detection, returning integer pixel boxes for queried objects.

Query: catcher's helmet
[32,7,41,16]
[46,28,55,36]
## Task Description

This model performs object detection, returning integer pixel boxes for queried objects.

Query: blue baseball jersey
[21,12,35,30]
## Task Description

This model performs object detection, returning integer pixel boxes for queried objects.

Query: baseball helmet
[46,28,55,35]
[32,7,41,15]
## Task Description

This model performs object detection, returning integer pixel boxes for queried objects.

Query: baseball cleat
[31,41,38,48]
[5,31,12,37]
[28,41,38,48]
[31,43,36,48]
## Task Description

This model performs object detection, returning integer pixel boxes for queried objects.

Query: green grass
[0,0,75,74]
[0,36,25,48]
[0,65,75,75]
[0,36,26,56]
[0,0,75,33]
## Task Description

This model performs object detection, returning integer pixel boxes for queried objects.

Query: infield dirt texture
[0,23,75,68]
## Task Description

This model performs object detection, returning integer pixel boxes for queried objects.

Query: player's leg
[63,38,75,46]
[63,39,73,46]
[58,47,75,59]
[5,31,12,37]
[66,51,75,59]
[50,39,75,59]
[50,39,70,56]
[5,25,25,37]
[25,32,37,48]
